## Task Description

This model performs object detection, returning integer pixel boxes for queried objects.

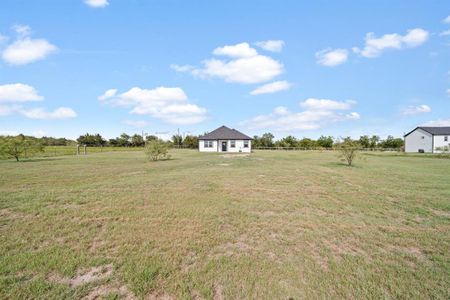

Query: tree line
[252,133,404,149]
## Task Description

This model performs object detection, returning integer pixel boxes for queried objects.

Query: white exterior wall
[404,128,433,153]
[433,135,450,153]
[199,139,251,152]
[198,140,218,152]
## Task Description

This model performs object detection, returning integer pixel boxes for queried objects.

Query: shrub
[0,135,44,161]
[337,138,361,166]
[144,140,170,161]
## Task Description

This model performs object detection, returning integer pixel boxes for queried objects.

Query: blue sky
[0,0,449,140]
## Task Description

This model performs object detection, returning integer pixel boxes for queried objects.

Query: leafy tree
[145,135,158,142]
[171,134,183,146]
[275,135,298,147]
[337,137,361,166]
[117,133,131,147]
[131,134,145,147]
[77,133,106,146]
[316,136,334,148]
[0,135,44,161]
[358,135,370,148]
[145,140,170,161]
[298,138,316,149]
[369,135,380,148]
[379,136,404,149]
[183,135,198,149]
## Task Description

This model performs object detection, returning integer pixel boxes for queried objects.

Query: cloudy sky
[0,0,449,139]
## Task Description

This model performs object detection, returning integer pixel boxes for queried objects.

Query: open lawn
[1,150,449,299]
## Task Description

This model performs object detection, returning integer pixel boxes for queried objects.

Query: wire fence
[253,147,402,152]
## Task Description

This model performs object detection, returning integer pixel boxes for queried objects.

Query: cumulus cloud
[98,88,118,101]
[0,105,20,116]
[84,0,109,8]
[315,48,348,66]
[250,80,291,95]
[353,28,429,58]
[171,42,284,84]
[255,40,285,52]
[1,25,57,65]
[0,83,43,102]
[402,104,431,115]
[240,98,359,131]
[446,88,450,97]
[122,120,149,128]
[99,86,207,125]
[440,29,450,36]
[443,15,450,24]
[19,107,77,120]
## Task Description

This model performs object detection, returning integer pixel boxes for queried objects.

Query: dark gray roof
[199,125,252,140]
[404,126,450,137]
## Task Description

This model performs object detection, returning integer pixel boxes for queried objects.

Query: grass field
[1,150,449,299]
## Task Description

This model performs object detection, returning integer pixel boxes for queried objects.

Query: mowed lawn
[1,150,449,299]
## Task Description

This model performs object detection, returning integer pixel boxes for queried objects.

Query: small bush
[144,140,170,161]
[337,138,361,166]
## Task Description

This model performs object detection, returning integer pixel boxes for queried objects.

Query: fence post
[83,144,87,155]
[76,144,80,155]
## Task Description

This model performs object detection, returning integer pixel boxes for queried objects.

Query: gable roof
[198,125,252,140]
[404,126,450,137]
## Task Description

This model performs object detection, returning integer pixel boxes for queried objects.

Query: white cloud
[170,64,195,72]
[0,34,8,44]
[0,83,43,102]
[250,80,291,95]
[443,15,450,24]
[402,104,431,115]
[447,88,450,97]
[440,29,450,36]
[122,120,149,128]
[12,24,31,38]
[213,42,258,58]
[255,40,285,52]
[19,107,77,119]
[240,98,359,131]
[84,0,109,8]
[300,98,355,110]
[98,88,118,101]
[353,28,429,58]
[172,42,284,84]
[99,86,207,125]
[315,48,348,66]
[423,118,450,126]
[1,25,57,65]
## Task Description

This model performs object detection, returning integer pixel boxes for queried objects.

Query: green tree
[380,136,404,149]
[298,138,316,149]
[337,137,361,166]
[77,133,106,146]
[145,135,158,142]
[369,135,380,148]
[275,135,298,147]
[358,135,370,148]
[316,136,334,148]
[171,134,183,147]
[131,134,145,147]
[183,135,198,149]
[0,135,44,161]
[145,140,170,161]
[117,133,131,147]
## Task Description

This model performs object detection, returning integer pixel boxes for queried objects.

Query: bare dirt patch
[83,283,135,300]
[89,223,107,253]
[216,163,230,166]
[48,264,113,287]
[213,282,224,300]
[209,235,253,258]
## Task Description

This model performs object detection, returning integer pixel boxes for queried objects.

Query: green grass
[1,150,449,299]
[38,146,144,158]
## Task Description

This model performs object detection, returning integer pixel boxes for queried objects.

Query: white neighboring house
[404,126,450,153]
[198,126,252,153]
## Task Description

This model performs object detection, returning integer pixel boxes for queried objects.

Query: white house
[198,126,252,153]
[404,126,450,153]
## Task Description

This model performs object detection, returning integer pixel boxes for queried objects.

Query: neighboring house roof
[404,126,450,137]
[199,125,253,140]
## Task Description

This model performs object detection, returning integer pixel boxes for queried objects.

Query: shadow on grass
[1,157,65,163]
[326,161,364,168]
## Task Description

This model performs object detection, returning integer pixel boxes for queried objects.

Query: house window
[445,136,448,142]
[204,140,213,148]
[421,136,424,139]
[230,140,235,148]
[244,140,249,148]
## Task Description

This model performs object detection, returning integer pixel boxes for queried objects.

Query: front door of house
[221,141,227,152]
